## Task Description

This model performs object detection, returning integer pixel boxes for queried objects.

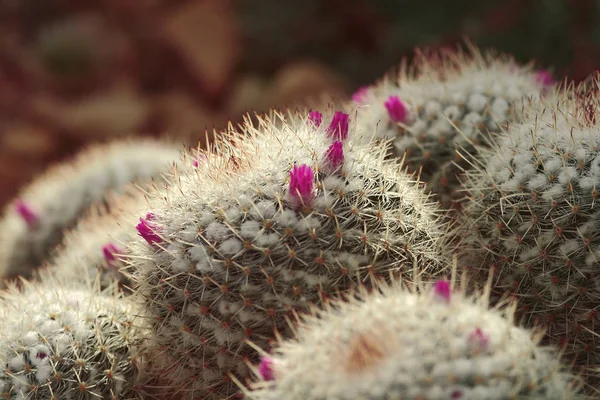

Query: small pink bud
[326,111,349,141]
[258,356,275,381]
[14,200,38,227]
[289,164,314,207]
[323,141,344,173]
[536,70,553,86]
[137,213,161,245]
[102,243,121,264]
[193,153,207,167]
[384,95,409,123]
[308,110,323,127]
[352,86,369,104]
[468,327,490,351]
[433,280,451,302]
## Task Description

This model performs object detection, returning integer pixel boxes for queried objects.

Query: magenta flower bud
[467,327,490,351]
[433,280,451,302]
[326,111,349,141]
[536,70,553,86]
[14,200,38,227]
[352,86,369,104]
[137,212,162,245]
[193,153,207,167]
[323,141,344,173]
[308,110,323,127]
[258,356,275,381]
[289,164,314,207]
[102,243,121,264]
[384,95,409,123]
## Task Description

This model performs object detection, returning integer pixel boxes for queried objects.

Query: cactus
[352,44,551,210]
[126,108,448,398]
[0,269,143,399]
[452,79,600,393]
[37,189,151,292]
[244,277,583,400]
[0,138,182,285]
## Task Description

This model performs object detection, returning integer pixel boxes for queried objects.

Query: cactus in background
[37,189,151,292]
[452,78,600,393]
[245,277,583,400]
[126,108,448,398]
[0,269,143,399]
[352,44,551,209]
[0,138,182,286]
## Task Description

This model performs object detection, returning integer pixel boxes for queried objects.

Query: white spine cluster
[352,45,550,209]
[246,278,583,400]
[453,82,600,393]
[0,138,182,284]
[0,270,142,399]
[41,190,150,291]
[127,108,448,398]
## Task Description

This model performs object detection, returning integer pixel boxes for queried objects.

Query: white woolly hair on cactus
[0,137,184,286]
[350,42,552,209]
[37,187,151,292]
[126,107,449,398]
[452,77,600,394]
[0,268,144,399]
[242,270,584,400]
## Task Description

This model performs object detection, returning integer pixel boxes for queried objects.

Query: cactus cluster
[126,109,448,398]
[0,138,181,285]
[453,81,600,392]
[351,45,551,209]
[0,270,141,399]
[0,44,599,399]
[245,277,583,400]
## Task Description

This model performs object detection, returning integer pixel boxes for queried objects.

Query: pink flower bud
[433,280,451,302]
[137,213,161,245]
[326,111,349,141]
[384,95,409,123]
[536,70,553,86]
[102,243,121,264]
[289,164,314,207]
[468,327,490,351]
[323,141,344,173]
[14,200,38,227]
[352,86,369,104]
[308,110,323,127]
[258,356,275,381]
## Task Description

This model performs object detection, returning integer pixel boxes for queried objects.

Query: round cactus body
[454,82,600,393]
[127,109,448,398]
[245,278,583,400]
[0,138,182,285]
[352,45,551,209]
[0,271,142,399]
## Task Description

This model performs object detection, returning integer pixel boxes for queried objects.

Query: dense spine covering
[244,277,583,400]
[352,45,551,209]
[0,270,142,399]
[0,138,182,285]
[127,109,448,398]
[453,80,600,394]
[39,190,150,291]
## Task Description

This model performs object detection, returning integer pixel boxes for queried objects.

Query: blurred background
[1,0,599,207]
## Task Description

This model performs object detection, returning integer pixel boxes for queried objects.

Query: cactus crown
[244,275,583,400]
[126,108,448,398]
[352,44,549,209]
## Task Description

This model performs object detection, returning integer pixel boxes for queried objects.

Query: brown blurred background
[1,0,599,207]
